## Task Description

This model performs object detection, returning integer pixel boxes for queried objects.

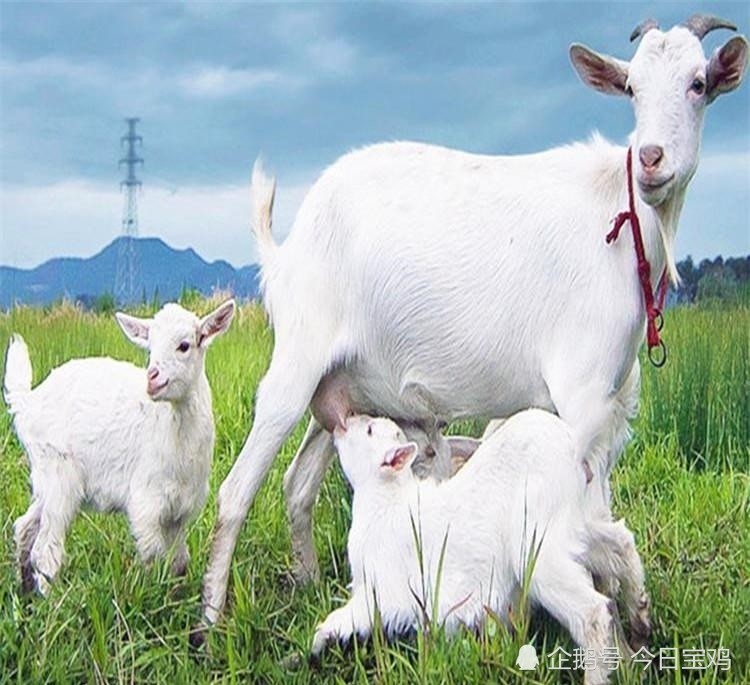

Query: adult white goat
[196,15,748,630]
[312,411,649,685]
[4,300,234,594]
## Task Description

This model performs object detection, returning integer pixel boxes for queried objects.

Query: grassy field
[0,298,748,684]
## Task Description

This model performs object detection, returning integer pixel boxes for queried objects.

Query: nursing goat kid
[3,300,234,594]
[197,15,748,628]
[312,411,649,685]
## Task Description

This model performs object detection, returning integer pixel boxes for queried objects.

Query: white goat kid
[313,412,649,685]
[4,300,235,594]
[283,412,480,582]
[198,15,748,627]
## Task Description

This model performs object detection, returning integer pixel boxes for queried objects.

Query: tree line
[673,255,750,304]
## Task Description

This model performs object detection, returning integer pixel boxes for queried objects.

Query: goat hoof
[629,594,652,651]
[20,562,36,594]
[34,572,51,597]
[628,597,651,652]
[629,617,652,652]
[188,623,208,650]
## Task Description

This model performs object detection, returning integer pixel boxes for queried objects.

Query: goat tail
[251,157,278,269]
[4,334,33,413]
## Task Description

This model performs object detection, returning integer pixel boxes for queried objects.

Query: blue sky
[1,1,748,269]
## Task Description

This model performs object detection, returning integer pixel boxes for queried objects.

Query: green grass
[0,300,748,684]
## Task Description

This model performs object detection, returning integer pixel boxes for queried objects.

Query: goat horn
[630,19,659,43]
[681,14,737,40]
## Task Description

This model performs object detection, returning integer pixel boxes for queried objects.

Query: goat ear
[570,44,629,96]
[198,299,236,347]
[707,36,748,103]
[446,436,481,476]
[447,436,481,460]
[382,442,418,472]
[115,312,151,349]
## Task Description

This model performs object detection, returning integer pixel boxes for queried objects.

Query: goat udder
[310,371,351,433]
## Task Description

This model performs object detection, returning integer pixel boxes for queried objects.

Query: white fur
[281,416,479,582]
[4,300,234,594]
[313,411,650,685]
[200,20,747,624]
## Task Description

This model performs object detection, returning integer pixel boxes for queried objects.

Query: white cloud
[0,55,107,88]
[1,53,294,106]
[0,180,120,268]
[177,65,282,98]
[0,177,312,270]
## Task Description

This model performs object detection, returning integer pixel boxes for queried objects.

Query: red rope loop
[606,147,668,367]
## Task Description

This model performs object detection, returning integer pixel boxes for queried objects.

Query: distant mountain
[0,237,260,308]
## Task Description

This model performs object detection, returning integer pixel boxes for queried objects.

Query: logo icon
[516,643,539,671]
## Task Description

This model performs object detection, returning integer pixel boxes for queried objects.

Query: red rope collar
[606,147,668,367]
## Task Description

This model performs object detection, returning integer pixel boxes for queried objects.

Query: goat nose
[639,144,664,170]
[147,366,159,380]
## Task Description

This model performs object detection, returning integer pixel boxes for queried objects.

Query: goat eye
[689,78,705,95]
[177,341,190,353]
[367,425,372,436]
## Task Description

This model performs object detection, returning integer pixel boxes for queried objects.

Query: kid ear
[198,299,236,348]
[115,312,152,349]
[382,442,419,472]
[446,436,481,461]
